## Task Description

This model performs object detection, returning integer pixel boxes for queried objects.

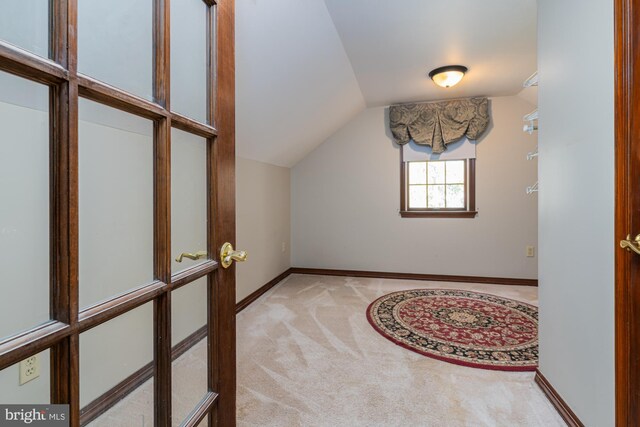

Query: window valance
[389,97,490,154]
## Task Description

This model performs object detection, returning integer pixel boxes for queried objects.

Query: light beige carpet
[237,274,565,427]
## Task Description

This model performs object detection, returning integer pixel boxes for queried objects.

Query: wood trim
[400,210,478,218]
[153,294,172,427]
[468,158,476,211]
[290,268,538,287]
[152,0,172,423]
[0,321,71,370]
[236,266,537,317]
[236,269,294,314]
[153,0,170,110]
[182,392,218,427]
[206,4,219,427]
[78,281,168,332]
[399,146,406,211]
[79,325,208,426]
[212,0,236,424]
[171,260,219,290]
[206,4,217,127]
[50,1,80,423]
[172,111,218,138]
[77,74,168,120]
[0,40,68,84]
[172,326,208,359]
[535,369,585,427]
[614,0,640,425]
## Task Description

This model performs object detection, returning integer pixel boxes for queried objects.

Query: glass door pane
[79,99,154,309]
[0,71,50,340]
[171,0,208,122]
[171,128,208,274]
[171,278,208,425]
[78,0,153,99]
[0,0,49,58]
[81,303,154,426]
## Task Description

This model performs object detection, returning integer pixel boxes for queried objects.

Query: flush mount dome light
[428,65,468,88]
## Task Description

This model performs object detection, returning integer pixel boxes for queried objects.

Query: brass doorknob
[620,234,640,256]
[176,250,207,263]
[220,242,247,269]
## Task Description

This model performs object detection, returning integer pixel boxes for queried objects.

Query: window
[401,159,477,218]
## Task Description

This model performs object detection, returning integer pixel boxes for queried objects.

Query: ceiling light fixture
[428,65,468,88]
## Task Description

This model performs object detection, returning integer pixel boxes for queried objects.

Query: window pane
[172,278,208,426]
[446,160,465,184]
[408,162,427,185]
[409,185,427,209]
[81,303,153,426]
[446,184,465,208]
[0,71,50,341]
[427,185,446,208]
[79,99,154,309]
[78,0,153,99]
[171,0,208,122]
[0,349,50,404]
[427,161,445,184]
[172,129,208,275]
[0,0,49,58]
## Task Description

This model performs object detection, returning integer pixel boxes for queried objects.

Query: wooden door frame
[0,0,236,426]
[213,0,237,425]
[615,0,639,425]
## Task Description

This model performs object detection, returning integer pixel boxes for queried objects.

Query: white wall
[291,96,538,279]
[537,0,615,425]
[235,0,365,167]
[236,157,291,302]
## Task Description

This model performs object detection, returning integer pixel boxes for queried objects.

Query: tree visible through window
[408,160,465,209]
[401,159,476,217]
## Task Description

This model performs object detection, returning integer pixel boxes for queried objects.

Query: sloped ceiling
[324,0,537,107]
[236,0,537,167]
[235,0,365,167]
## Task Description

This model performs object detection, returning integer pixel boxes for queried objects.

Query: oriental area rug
[366,289,538,371]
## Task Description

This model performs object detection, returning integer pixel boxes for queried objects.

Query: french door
[0,0,236,426]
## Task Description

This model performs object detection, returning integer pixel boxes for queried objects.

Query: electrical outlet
[281,241,286,253]
[526,246,535,258]
[19,355,40,385]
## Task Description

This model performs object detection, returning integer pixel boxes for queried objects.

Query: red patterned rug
[366,289,538,371]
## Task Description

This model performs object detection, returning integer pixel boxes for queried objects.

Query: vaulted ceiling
[236,0,537,167]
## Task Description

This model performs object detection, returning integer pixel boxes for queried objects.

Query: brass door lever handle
[175,250,207,263]
[220,242,247,269]
[620,234,640,256]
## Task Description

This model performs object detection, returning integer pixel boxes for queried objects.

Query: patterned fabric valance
[389,97,490,154]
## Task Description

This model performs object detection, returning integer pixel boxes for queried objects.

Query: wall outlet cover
[19,355,40,385]
[526,246,535,257]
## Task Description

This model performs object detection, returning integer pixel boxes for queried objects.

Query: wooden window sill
[400,210,478,218]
